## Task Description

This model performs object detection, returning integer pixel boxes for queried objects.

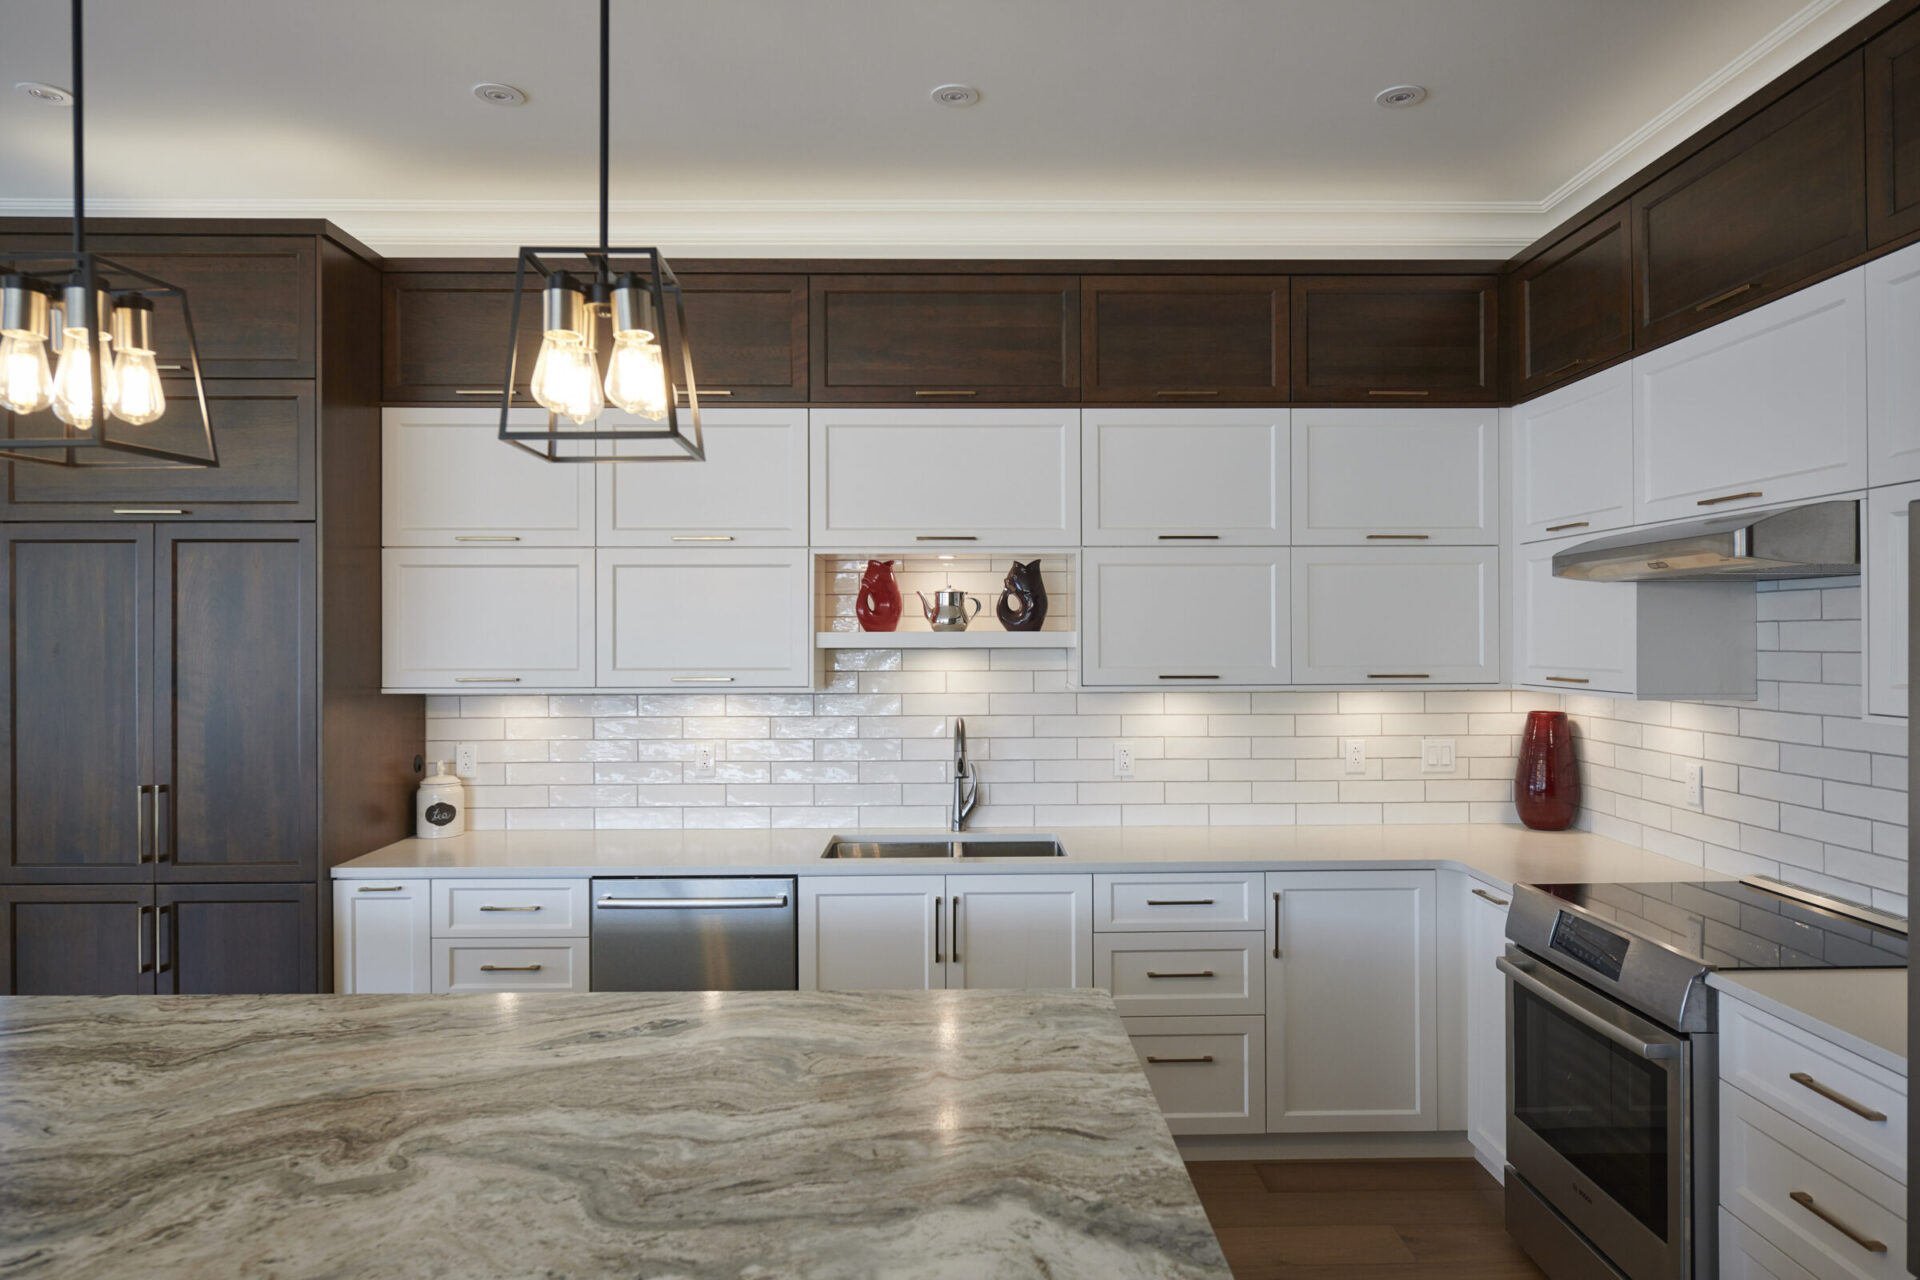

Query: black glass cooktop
[1528,878,1907,972]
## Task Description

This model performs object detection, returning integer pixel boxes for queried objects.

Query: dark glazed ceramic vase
[856,559,901,632]
[1514,709,1579,831]
[996,559,1048,632]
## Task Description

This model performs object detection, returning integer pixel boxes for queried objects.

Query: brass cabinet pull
[671,676,735,683]
[951,895,961,964]
[455,676,521,683]
[156,364,184,371]
[1146,1055,1215,1064]
[1146,899,1215,907]
[1695,282,1754,312]
[1789,1072,1887,1122]
[1545,676,1590,684]
[454,389,504,395]
[914,390,977,397]
[1472,888,1510,907]
[1789,1191,1886,1253]
[1697,491,1763,507]
[135,784,151,864]
[1157,534,1220,540]
[137,905,153,976]
[1146,971,1217,979]
[1154,390,1219,397]
[1368,673,1429,679]
[934,895,944,964]
[1272,891,1282,960]
[677,388,731,396]
[112,508,187,515]
[915,535,978,541]
[1366,534,1430,540]
[479,963,544,972]
[358,886,406,892]
[1367,390,1429,398]
[1544,521,1589,533]
[1158,674,1219,680]
[454,535,521,542]
[479,905,542,912]
[671,535,735,541]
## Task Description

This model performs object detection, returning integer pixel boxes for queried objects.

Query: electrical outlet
[1420,738,1457,776]
[1343,738,1367,775]
[456,743,477,778]
[692,745,716,779]
[1683,761,1704,810]
[1113,743,1135,778]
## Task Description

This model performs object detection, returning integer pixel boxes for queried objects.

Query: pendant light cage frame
[497,247,703,463]
[0,248,216,468]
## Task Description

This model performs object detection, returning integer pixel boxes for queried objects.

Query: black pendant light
[0,0,216,469]
[498,0,702,462]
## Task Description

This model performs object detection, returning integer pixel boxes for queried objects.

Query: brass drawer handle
[455,676,522,683]
[677,388,731,396]
[1366,534,1429,540]
[1694,282,1754,313]
[914,390,977,397]
[454,535,521,542]
[1472,888,1510,907]
[1367,390,1429,398]
[1158,674,1219,680]
[671,535,735,541]
[1146,899,1216,906]
[156,364,184,372]
[1145,1055,1215,1064]
[479,963,544,972]
[113,508,187,515]
[1154,390,1219,397]
[455,389,504,395]
[479,905,542,912]
[1545,676,1589,684]
[358,886,405,893]
[1697,491,1762,507]
[1789,1072,1887,1122]
[1368,673,1429,679]
[1789,1191,1886,1253]
[1544,521,1589,533]
[1146,971,1217,979]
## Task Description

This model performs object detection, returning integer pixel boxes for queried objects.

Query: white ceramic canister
[415,761,466,838]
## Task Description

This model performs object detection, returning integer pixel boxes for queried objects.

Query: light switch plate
[1343,739,1366,775]
[1420,738,1457,775]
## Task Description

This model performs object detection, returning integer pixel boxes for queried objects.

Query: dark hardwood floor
[1185,1159,1545,1280]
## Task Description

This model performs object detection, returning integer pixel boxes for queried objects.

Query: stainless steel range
[1501,876,1907,1280]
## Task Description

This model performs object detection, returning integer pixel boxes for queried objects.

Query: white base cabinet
[1123,1015,1266,1135]
[1463,878,1511,1178]
[431,938,589,994]
[333,879,431,994]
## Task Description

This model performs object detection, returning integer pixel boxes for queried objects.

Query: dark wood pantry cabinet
[1506,204,1634,399]
[1290,275,1499,403]
[1080,275,1288,403]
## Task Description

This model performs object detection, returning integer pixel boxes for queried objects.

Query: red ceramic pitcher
[1514,710,1579,831]
[856,559,902,632]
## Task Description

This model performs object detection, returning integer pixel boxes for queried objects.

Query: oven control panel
[1549,910,1630,981]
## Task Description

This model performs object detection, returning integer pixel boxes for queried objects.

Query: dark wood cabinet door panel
[1,235,315,378]
[676,274,808,402]
[0,525,152,882]
[382,271,545,403]
[0,380,315,520]
[1290,276,1499,403]
[1634,54,1867,345]
[0,884,155,993]
[1081,275,1288,402]
[1868,10,1920,247]
[158,883,315,993]
[154,525,317,881]
[810,275,1079,401]
[1510,204,1634,398]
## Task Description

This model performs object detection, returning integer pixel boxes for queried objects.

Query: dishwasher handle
[597,895,791,910]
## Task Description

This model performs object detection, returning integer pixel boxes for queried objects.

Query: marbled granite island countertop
[0,989,1228,1279]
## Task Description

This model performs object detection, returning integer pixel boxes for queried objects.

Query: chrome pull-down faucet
[950,717,979,832]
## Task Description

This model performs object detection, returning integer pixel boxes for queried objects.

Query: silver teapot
[918,589,983,632]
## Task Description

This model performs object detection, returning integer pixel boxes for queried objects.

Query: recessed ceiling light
[930,84,980,108]
[472,82,528,107]
[14,82,74,107]
[1374,85,1428,108]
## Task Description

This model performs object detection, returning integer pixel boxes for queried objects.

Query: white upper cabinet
[382,547,595,690]
[1081,408,1288,545]
[1868,241,1920,487]
[598,408,808,546]
[810,408,1080,547]
[1866,482,1916,718]
[382,408,595,547]
[1290,547,1499,685]
[1633,270,1867,525]
[596,548,811,688]
[1513,535,1637,695]
[1511,365,1634,543]
[1290,409,1498,545]
[1081,547,1289,686]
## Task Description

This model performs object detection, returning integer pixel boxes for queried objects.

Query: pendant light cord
[598,0,610,255]
[71,0,84,255]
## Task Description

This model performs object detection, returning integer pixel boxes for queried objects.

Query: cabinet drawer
[382,548,595,690]
[1723,1207,1820,1280]
[1721,998,1907,1182]
[1722,1084,1906,1280]
[1097,931,1264,1016]
[1123,1015,1264,1135]
[431,938,589,994]
[382,409,595,545]
[1081,409,1287,545]
[433,879,590,938]
[1094,873,1264,931]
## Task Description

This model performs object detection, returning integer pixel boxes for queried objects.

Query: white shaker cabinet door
[1290,408,1498,545]
[947,873,1094,991]
[809,408,1079,547]
[1513,535,1636,695]
[1290,547,1499,685]
[1866,483,1918,718]
[799,875,945,991]
[382,547,595,690]
[1868,241,1920,487]
[1511,365,1635,543]
[597,548,811,688]
[382,408,595,546]
[1081,408,1287,545]
[1464,880,1511,1177]
[1634,270,1867,524]
[1081,548,1289,686]
[332,879,432,994]
[598,408,808,546]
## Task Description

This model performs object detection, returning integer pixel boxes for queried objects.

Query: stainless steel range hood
[1552,499,1860,583]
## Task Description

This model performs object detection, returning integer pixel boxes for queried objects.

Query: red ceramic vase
[856,559,902,632]
[1514,710,1579,831]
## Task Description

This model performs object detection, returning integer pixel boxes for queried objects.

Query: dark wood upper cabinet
[1868,9,1920,247]
[1508,204,1634,399]
[0,885,155,993]
[1290,275,1499,403]
[1080,276,1288,403]
[382,271,544,403]
[0,379,315,520]
[1634,53,1867,346]
[810,275,1079,402]
[158,883,316,993]
[674,273,808,402]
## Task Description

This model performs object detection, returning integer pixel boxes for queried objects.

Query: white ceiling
[0,0,1886,257]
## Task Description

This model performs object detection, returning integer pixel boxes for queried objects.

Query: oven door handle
[1497,956,1682,1060]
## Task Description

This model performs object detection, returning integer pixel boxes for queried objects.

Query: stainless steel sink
[821,837,1065,859]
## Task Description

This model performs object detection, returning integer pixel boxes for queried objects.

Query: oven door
[1502,948,1692,1280]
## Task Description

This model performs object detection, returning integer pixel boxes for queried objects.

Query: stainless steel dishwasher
[590,877,797,991]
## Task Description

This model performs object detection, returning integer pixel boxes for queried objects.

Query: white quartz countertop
[1708,969,1909,1076]
[334,823,1711,889]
